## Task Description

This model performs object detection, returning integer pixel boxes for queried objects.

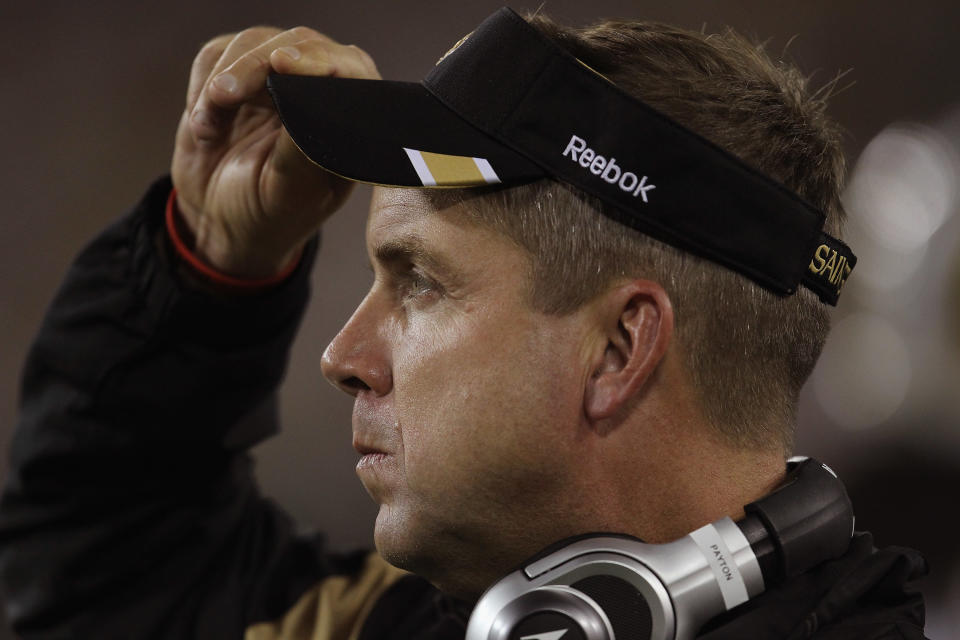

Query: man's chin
[372,505,421,572]
[372,506,499,601]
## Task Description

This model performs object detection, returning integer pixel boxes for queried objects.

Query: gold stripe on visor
[403,148,500,186]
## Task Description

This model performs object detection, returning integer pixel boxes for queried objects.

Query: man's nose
[320,299,393,397]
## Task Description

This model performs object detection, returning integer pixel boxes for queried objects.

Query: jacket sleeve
[0,177,370,639]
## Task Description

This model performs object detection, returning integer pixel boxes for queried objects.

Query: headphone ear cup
[468,546,678,640]
[484,574,662,640]
[493,585,611,640]
[570,574,655,639]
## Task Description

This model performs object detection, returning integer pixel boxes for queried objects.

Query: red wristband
[165,189,302,290]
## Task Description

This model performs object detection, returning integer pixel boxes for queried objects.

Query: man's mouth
[353,439,394,474]
[356,451,391,472]
[353,439,389,456]
[352,397,399,484]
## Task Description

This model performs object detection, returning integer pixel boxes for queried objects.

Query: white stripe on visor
[404,148,437,186]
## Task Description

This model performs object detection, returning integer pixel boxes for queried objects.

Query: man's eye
[400,270,442,302]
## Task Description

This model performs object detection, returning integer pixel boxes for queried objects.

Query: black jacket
[0,178,929,639]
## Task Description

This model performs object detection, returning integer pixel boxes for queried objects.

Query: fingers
[206,33,381,110]
[269,41,381,80]
[188,26,287,142]
[185,33,234,112]
[205,27,334,110]
[188,26,379,145]
[186,26,380,145]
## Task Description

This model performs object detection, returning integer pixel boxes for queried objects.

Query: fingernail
[276,46,301,61]
[212,72,238,94]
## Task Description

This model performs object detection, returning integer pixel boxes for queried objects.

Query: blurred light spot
[842,218,928,292]
[846,124,957,252]
[813,313,911,429]
[843,123,959,291]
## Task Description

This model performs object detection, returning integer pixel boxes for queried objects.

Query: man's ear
[583,279,674,424]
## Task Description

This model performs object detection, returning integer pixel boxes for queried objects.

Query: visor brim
[267,73,545,188]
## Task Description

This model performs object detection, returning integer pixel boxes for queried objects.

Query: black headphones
[465,457,854,640]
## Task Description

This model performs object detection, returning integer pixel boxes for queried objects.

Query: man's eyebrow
[373,235,462,282]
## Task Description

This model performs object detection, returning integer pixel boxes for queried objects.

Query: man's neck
[585,395,788,544]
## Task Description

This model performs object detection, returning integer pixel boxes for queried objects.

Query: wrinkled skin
[321,188,605,598]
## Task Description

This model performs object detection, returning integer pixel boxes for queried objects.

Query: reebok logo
[563,134,656,202]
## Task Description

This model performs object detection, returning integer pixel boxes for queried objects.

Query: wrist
[165,188,302,292]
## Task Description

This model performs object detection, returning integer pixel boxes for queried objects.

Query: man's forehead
[368,187,439,229]
[365,187,463,258]
[366,186,477,249]
[364,187,521,283]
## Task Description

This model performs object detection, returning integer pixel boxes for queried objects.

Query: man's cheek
[397,384,506,487]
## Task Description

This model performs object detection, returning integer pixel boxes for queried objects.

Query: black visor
[267,7,856,305]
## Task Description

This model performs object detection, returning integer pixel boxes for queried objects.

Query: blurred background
[1,0,957,637]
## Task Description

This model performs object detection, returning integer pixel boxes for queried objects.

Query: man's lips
[352,400,398,481]
[353,434,396,469]
[352,435,392,457]
[352,396,396,457]
[353,441,385,456]
[353,437,396,485]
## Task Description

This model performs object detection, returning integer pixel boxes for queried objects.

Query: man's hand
[171,27,380,278]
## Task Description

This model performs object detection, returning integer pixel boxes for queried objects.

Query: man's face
[321,188,598,596]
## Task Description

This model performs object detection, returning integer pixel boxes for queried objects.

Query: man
[0,7,928,640]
